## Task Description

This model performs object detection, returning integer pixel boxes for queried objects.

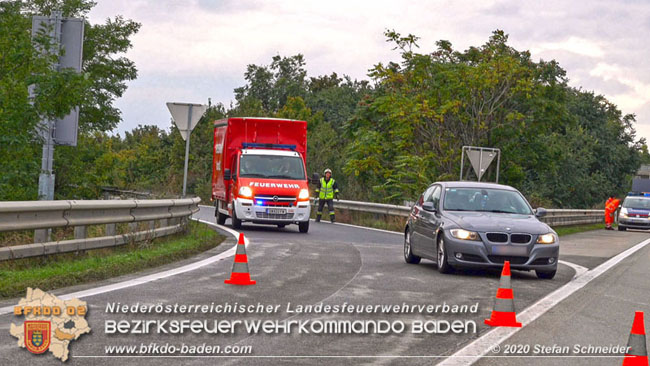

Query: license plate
[491,245,528,256]
[267,208,287,215]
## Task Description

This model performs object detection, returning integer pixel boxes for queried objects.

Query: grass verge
[553,223,605,236]
[0,221,224,300]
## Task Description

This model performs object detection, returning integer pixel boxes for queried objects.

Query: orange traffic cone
[224,233,256,285]
[623,311,648,366]
[484,261,522,327]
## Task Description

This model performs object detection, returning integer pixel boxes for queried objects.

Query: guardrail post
[160,218,168,227]
[34,229,50,243]
[149,220,155,231]
[128,222,137,232]
[74,226,87,240]
[105,223,116,236]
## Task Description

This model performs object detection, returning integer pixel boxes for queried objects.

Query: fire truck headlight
[298,189,309,200]
[238,186,253,198]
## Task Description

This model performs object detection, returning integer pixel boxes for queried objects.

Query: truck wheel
[618,225,627,231]
[231,210,242,229]
[216,207,227,225]
[299,221,309,233]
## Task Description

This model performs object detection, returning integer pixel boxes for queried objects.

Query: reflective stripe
[236,244,247,255]
[329,212,335,215]
[493,297,515,313]
[499,275,511,289]
[627,333,648,356]
[231,262,250,274]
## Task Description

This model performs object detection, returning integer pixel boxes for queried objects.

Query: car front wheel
[437,236,452,273]
[536,269,556,279]
[404,230,421,264]
[231,210,242,229]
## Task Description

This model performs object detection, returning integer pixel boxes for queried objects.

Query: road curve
[0,205,645,365]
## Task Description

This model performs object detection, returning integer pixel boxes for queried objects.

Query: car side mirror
[535,207,547,218]
[422,202,437,212]
[224,169,231,181]
[311,173,320,184]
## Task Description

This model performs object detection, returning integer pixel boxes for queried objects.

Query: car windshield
[443,187,533,215]
[239,155,305,180]
[623,197,650,209]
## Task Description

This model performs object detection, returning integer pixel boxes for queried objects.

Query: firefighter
[315,168,340,223]
[604,195,620,230]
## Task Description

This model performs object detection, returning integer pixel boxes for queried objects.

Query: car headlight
[298,188,309,200]
[238,186,253,198]
[536,233,556,244]
[619,207,628,218]
[450,229,480,241]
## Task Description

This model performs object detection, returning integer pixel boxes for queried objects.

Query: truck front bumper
[233,198,311,224]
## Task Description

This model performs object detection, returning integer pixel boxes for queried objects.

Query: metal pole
[478,149,483,182]
[37,11,62,202]
[496,149,500,184]
[182,105,193,197]
[460,147,465,181]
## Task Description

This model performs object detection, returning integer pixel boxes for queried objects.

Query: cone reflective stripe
[484,261,522,327]
[623,311,648,366]
[225,233,256,285]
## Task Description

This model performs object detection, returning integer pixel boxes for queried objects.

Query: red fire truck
[211,117,311,233]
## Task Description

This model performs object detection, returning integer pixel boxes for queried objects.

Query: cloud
[88,0,650,141]
[532,37,605,58]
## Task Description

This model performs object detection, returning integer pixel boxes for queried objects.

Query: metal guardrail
[313,199,604,226]
[0,198,200,261]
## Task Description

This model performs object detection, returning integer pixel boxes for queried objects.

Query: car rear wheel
[618,225,627,231]
[437,236,452,273]
[536,269,556,279]
[404,230,421,264]
[298,221,309,233]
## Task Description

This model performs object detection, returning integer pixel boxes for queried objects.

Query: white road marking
[0,218,243,315]
[436,237,650,366]
[558,260,588,279]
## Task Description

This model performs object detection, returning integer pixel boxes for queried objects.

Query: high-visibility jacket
[316,177,339,200]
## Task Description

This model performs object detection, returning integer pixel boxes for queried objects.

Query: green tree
[0,1,88,200]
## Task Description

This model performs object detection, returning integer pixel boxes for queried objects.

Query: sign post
[166,102,207,197]
[31,12,84,243]
[32,12,85,202]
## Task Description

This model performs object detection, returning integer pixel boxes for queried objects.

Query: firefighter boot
[330,214,335,223]
[316,213,321,222]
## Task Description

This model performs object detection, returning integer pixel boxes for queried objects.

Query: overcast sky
[89,0,650,142]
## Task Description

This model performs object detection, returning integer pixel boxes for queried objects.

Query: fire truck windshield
[239,155,306,180]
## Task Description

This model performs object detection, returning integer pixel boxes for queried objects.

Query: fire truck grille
[255,212,294,219]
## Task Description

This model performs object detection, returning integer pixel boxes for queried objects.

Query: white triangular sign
[467,150,496,181]
[166,102,207,140]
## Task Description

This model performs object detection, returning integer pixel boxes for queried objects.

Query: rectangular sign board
[32,16,84,146]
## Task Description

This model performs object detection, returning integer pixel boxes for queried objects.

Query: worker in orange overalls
[604,195,620,230]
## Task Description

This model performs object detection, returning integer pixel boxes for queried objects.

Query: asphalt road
[0,205,647,365]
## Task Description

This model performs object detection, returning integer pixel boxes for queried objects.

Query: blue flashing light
[242,142,296,150]
[256,200,264,206]
[627,191,650,197]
